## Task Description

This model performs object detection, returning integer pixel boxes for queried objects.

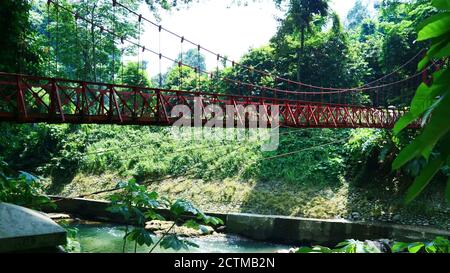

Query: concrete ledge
[47,197,450,246]
[47,196,228,224]
[0,203,66,252]
[226,213,450,245]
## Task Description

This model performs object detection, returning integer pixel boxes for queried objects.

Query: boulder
[145,220,214,237]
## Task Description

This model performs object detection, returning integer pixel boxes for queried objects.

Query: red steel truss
[0,72,416,129]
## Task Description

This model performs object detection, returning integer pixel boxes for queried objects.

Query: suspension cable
[46,0,427,100]
[112,0,426,93]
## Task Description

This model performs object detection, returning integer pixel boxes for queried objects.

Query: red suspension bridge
[0,0,441,129]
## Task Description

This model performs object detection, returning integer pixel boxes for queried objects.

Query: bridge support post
[15,75,27,121]
[49,79,65,122]
[155,89,161,123]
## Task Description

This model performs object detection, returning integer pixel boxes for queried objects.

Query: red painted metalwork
[0,72,419,129]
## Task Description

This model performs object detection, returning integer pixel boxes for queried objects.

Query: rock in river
[145,220,215,237]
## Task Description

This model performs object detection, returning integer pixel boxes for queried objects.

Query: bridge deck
[0,72,413,129]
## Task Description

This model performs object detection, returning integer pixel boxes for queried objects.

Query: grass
[2,123,448,229]
[49,171,449,230]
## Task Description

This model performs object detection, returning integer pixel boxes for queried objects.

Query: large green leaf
[391,242,409,253]
[404,157,444,204]
[394,113,418,135]
[393,71,449,135]
[393,83,433,134]
[393,137,427,170]
[170,199,199,217]
[408,242,425,253]
[434,41,450,58]
[417,14,450,41]
[417,55,430,71]
[418,37,450,70]
[432,0,450,10]
[159,234,198,250]
[417,12,450,32]
[393,93,450,169]
[296,247,315,253]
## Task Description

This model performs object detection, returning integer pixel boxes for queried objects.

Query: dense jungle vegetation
[0,0,449,230]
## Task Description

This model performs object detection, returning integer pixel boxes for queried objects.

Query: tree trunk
[297,26,305,91]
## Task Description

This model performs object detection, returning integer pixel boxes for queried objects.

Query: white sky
[135,0,374,77]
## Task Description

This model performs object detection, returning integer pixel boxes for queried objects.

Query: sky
[135,0,374,77]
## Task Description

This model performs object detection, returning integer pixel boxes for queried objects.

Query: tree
[164,66,210,91]
[0,0,42,74]
[274,0,329,86]
[25,0,199,82]
[223,45,276,96]
[120,61,152,86]
[346,0,370,30]
[175,48,206,72]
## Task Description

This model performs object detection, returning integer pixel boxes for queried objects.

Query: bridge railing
[0,72,419,129]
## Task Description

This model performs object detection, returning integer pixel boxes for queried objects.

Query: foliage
[59,220,81,253]
[296,237,450,253]
[0,0,448,228]
[392,0,450,204]
[273,0,329,83]
[0,161,55,210]
[391,236,450,253]
[119,61,152,87]
[175,48,206,72]
[0,0,42,74]
[296,239,382,253]
[164,66,210,91]
[106,178,223,253]
[346,0,370,30]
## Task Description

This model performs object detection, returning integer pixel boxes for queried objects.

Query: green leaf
[434,41,450,58]
[296,247,315,253]
[393,94,450,170]
[432,0,450,10]
[425,242,437,253]
[311,246,333,253]
[417,14,450,41]
[159,234,198,251]
[408,242,425,253]
[417,12,450,32]
[391,242,409,253]
[393,85,431,134]
[201,215,224,226]
[392,139,424,170]
[417,55,430,71]
[410,82,436,116]
[183,219,200,229]
[148,191,158,200]
[432,69,450,90]
[404,157,444,204]
[145,210,165,221]
[170,200,199,217]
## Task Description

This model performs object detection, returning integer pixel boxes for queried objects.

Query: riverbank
[46,197,450,246]
[45,173,450,231]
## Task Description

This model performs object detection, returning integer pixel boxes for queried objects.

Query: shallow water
[70,222,292,253]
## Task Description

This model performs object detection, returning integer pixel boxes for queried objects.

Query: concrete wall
[48,197,450,245]
[226,213,450,245]
[47,196,228,224]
